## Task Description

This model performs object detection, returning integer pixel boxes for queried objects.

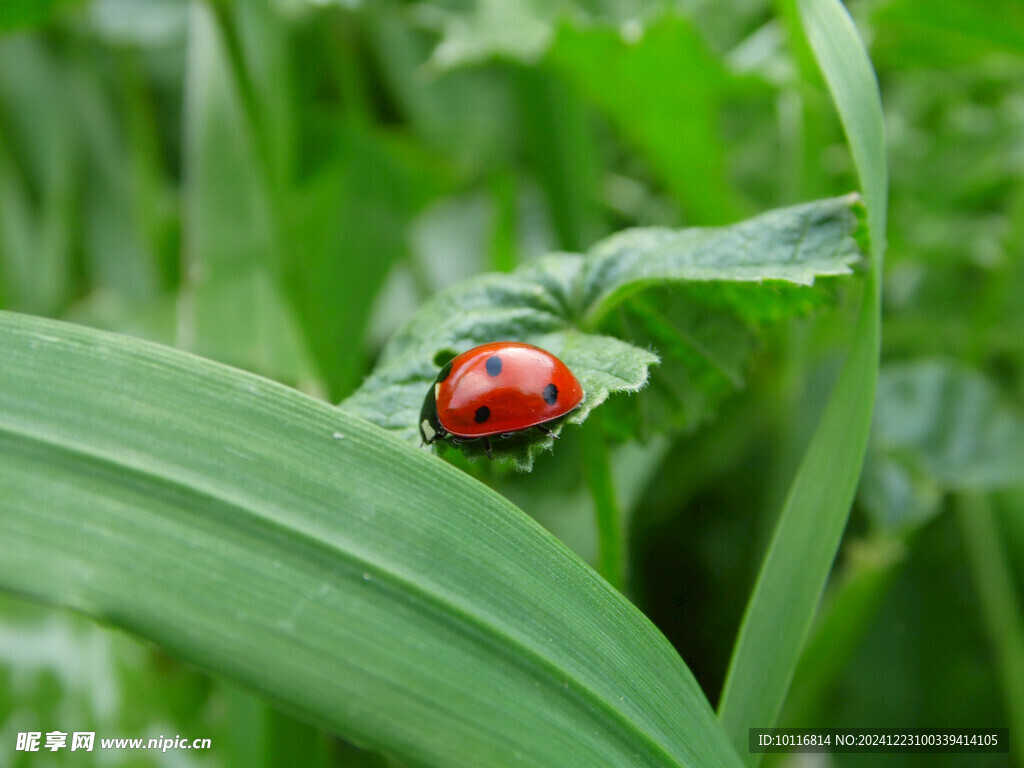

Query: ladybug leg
[483,436,494,460]
[535,424,558,439]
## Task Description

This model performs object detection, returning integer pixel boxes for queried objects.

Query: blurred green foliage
[1,0,1022,766]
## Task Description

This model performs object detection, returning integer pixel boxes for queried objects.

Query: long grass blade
[717,0,887,760]
[0,311,742,768]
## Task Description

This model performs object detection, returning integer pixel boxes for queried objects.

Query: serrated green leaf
[581,194,863,326]
[598,288,761,440]
[860,360,1024,531]
[0,310,743,768]
[342,252,658,470]
[344,196,863,469]
[593,224,852,437]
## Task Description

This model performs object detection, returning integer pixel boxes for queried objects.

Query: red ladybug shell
[434,342,583,438]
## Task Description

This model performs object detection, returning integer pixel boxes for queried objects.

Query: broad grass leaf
[0,310,743,768]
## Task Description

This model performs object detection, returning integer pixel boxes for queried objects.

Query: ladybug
[419,341,584,458]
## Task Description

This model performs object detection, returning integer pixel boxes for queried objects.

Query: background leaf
[419,0,653,70]
[871,0,1024,66]
[0,0,84,33]
[860,360,1024,531]
[548,17,752,225]
[0,37,78,314]
[179,1,317,386]
[0,310,742,768]
[282,128,445,400]
[782,363,1024,764]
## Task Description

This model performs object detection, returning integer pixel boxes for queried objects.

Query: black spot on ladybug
[485,355,502,377]
[474,406,491,424]
[542,383,558,406]
[436,361,453,383]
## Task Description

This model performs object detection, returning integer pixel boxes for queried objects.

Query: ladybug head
[419,361,452,445]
